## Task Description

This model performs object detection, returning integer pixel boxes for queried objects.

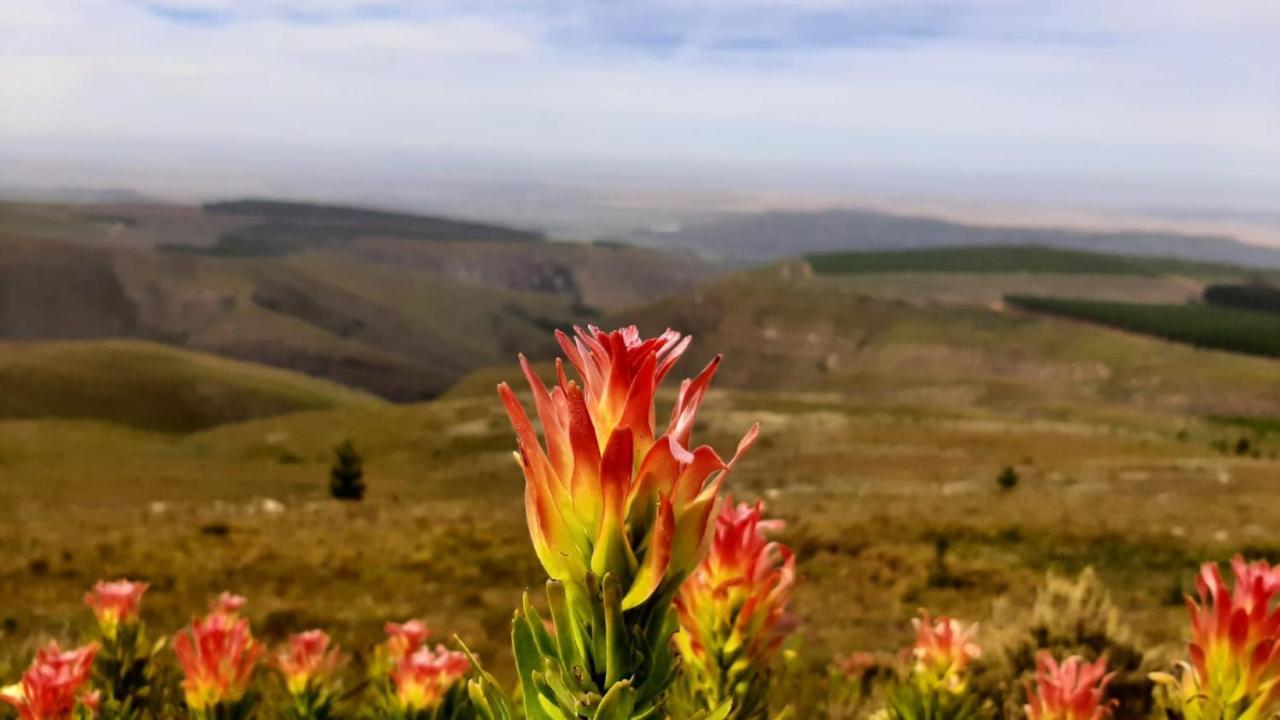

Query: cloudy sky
[2,0,1278,213]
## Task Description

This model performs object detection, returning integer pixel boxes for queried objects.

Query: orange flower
[211,592,246,616]
[674,498,796,717]
[1160,555,1280,719]
[499,326,758,608]
[383,620,431,662]
[173,595,263,711]
[1,642,99,720]
[677,498,796,668]
[275,630,345,697]
[1024,653,1114,720]
[390,645,470,712]
[84,579,148,640]
[911,611,981,693]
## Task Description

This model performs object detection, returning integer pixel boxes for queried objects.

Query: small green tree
[329,440,365,501]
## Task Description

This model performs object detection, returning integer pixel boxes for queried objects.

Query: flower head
[676,498,796,669]
[1024,653,1114,720]
[275,630,346,697]
[389,645,470,712]
[498,325,758,608]
[383,620,430,662]
[1166,555,1280,718]
[1,642,99,720]
[173,595,263,711]
[211,593,246,616]
[910,611,981,693]
[84,579,148,640]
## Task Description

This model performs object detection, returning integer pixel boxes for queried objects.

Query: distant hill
[0,200,714,398]
[807,245,1270,278]
[181,199,542,257]
[627,208,1280,268]
[0,339,384,432]
[601,265,1280,420]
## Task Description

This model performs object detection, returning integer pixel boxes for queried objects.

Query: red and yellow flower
[1,641,99,720]
[1024,653,1114,720]
[84,579,148,641]
[275,630,346,697]
[172,594,263,712]
[498,325,758,608]
[389,645,470,712]
[910,611,981,694]
[673,498,796,717]
[676,498,796,669]
[383,620,431,662]
[1156,555,1280,719]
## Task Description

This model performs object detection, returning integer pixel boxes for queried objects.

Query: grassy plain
[5,244,1280,715]
[3,342,1279,715]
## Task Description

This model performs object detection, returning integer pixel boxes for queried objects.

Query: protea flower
[172,594,263,717]
[384,620,431,662]
[499,326,757,606]
[910,611,981,694]
[389,645,471,716]
[1024,653,1114,720]
[1,642,99,720]
[1152,555,1280,720]
[84,580,148,641]
[84,579,162,718]
[275,630,346,720]
[490,326,759,719]
[878,611,986,720]
[673,498,796,719]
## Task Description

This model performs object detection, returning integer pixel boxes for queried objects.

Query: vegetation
[0,340,383,432]
[995,467,1018,492]
[807,245,1250,277]
[1203,282,1280,315]
[1004,295,1280,360]
[328,440,365,501]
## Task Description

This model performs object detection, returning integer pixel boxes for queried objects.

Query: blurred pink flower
[384,620,431,661]
[275,630,346,697]
[1,641,99,720]
[1024,653,1114,720]
[173,596,262,711]
[911,611,981,692]
[390,645,470,711]
[84,579,148,639]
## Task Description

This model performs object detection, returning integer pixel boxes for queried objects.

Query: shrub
[972,567,1148,718]
[328,440,365,501]
[996,467,1019,493]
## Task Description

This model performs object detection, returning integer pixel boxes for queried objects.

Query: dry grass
[2,386,1276,716]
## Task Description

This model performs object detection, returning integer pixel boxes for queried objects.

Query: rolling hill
[0,200,715,398]
[628,208,1280,267]
[0,339,384,432]
[598,264,1280,422]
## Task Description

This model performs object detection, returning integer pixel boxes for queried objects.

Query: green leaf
[601,574,629,687]
[593,681,636,720]
[513,607,558,720]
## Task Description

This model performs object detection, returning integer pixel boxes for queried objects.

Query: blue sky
[2,0,1278,213]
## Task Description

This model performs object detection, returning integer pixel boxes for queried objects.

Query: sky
[2,0,1279,215]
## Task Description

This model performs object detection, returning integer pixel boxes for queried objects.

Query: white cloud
[0,0,1277,211]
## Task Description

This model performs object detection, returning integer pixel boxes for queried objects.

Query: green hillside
[0,340,384,432]
[1005,295,1280,360]
[807,245,1259,277]
[600,266,1280,422]
[0,201,714,398]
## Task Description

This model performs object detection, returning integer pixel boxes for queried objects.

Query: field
[807,245,1256,277]
[5,208,1280,717]
[5,272,1280,716]
[1005,295,1280,360]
